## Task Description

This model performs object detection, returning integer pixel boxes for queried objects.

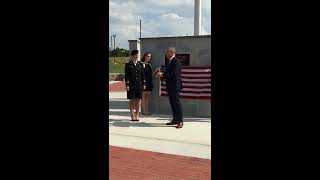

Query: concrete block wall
[128,40,141,59]
[138,35,211,118]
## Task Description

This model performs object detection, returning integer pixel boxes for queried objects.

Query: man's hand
[153,67,160,76]
[155,72,163,78]
[143,85,146,90]
[126,86,129,91]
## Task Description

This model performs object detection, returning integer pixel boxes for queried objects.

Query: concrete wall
[139,35,211,117]
[128,40,141,59]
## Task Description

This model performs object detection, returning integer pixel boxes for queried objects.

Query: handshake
[154,66,165,78]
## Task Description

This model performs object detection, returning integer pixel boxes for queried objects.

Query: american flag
[159,66,211,100]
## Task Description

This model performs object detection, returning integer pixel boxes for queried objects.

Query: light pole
[112,34,116,64]
[110,35,113,52]
[139,20,141,39]
[194,0,202,36]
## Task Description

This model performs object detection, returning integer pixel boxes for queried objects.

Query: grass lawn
[109,57,129,73]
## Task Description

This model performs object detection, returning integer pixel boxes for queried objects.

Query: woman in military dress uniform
[124,50,146,121]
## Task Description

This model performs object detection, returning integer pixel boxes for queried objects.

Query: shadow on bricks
[109,119,172,128]
[155,118,211,123]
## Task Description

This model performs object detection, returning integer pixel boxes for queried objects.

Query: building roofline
[139,35,211,40]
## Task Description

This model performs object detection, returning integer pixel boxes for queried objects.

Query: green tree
[110,47,129,57]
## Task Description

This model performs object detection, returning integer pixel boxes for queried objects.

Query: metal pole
[113,35,116,64]
[110,36,113,51]
[194,0,202,36]
[139,20,141,38]
[110,36,113,60]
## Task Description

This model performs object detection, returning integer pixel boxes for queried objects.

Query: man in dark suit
[125,50,146,121]
[156,47,183,128]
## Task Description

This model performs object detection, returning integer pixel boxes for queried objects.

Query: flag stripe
[181,86,212,89]
[161,87,211,91]
[181,71,211,74]
[161,89,211,93]
[161,86,211,89]
[181,66,211,69]
[160,66,211,100]
[182,74,211,77]
[161,81,211,84]
[181,76,211,79]
[161,82,211,86]
[182,69,211,73]
[181,79,211,82]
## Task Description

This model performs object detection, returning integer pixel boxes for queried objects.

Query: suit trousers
[168,90,183,123]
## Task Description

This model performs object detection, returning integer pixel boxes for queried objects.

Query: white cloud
[109,0,211,49]
[149,0,194,7]
[160,13,184,21]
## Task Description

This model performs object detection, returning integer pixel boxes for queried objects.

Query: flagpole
[158,66,161,96]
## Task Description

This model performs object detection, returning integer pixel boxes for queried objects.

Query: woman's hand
[155,72,163,78]
[153,67,160,75]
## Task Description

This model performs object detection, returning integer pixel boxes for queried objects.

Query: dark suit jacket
[162,57,182,94]
[125,60,145,90]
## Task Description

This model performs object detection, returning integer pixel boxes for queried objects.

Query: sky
[109,0,211,49]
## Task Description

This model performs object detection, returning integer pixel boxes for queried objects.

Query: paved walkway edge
[110,133,211,160]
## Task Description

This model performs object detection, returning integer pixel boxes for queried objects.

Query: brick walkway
[109,146,211,180]
[109,81,126,92]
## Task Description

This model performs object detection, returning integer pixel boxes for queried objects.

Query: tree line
[109,47,129,57]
